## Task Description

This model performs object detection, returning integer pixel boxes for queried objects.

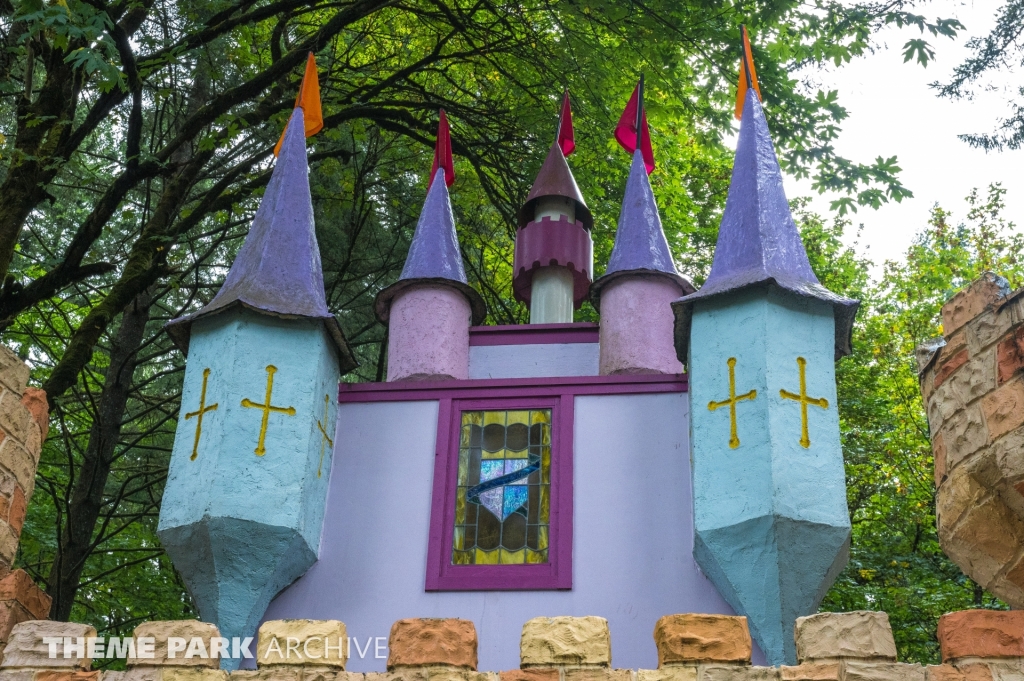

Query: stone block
[1,621,97,670]
[0,603,34,646]
[700,667,779,680]
[0,570,52,623]
[934,434,948,487]
[942,274,1009,337]
[0,442,37,499]
[638,668,699,681]
[18,391,47,445]
[161,670,229,681]
[937,466,989,531]
[127,621,221,668]
[0,670,35,681]
[0,348,29,397]
[935,350,969,388]
[388,619,476,671]
[943,493,1024,589]
[8,489,24,537]
[499,671,559,681]
[563,669,632,681]
[940,405,990,472]
[926,665,994,681]
[779,664,839,680]
[968,310,1015,356]
[985,660,1024,681]
[335,673,365,681]
[937,611,1024,661]
[654,615,751,666]
[104,671,170,681]
[0,394,30,450]
[520,617,611,668]
[839,661,926,681]
[33,672,101,681]
[982,378,1024,441]
[794,612,897,663]
[997,329,1024,385]
[369,671,493,681]
[928,380,965,430]
[0,527,18,567]
[946,350,998,407]
[257,620,347,668]
[228,672,303,681]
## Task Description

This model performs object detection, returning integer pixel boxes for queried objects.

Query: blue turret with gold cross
[159,94,355,668]
[672,39,859,666]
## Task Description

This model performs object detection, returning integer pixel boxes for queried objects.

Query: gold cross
[779,357,829,448]
[708,357,757,449]
[241,365,296,456]
[316,394,333,478]
[185,368,218,460]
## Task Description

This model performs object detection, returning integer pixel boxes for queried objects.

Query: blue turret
[672,90,858,665]
[160,107,355,668]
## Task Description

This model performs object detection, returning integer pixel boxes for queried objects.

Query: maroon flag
[614,82,655,174]
[557,90,575,156]
[429,109,455,188]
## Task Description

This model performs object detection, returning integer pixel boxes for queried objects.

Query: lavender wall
[262,391,760,670]
[468,342,599,379]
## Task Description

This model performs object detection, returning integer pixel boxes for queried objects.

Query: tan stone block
[794,612,897,663]
[102,670,164,681]
[943,495,1024,588]
[654,615,751,666]
[839,660,926,681]
[946,331,969,358]
[938,611,1024,661]
[228,670,302,681]
[0,670,34,681]
[521,617,611,668]
[943,275,1010,337]
[257,620,347,669]
[935,350,970,388]
[0,394,30,450]
[699,666,779,680]
[947,351,998,407]
[18,391,47,444]
[128,621,221,668]
[0,349,29,398]
[388,619,476,671]
[0,603,33,647]
[0,527,18,567]
[983,379,1024,441]
[1,621,97,670]
[937,466,988,532]
[638,667,698,681]
[926,664,994,681]
[0,442,37,499]
[985,659,1024,681]
[935,434,948,487]
[375,672,493,681]
[779,664,839,680]
[940,406,990,473]
[968,310,1015,355]
[0,570,50,623]
[929,380,966,430]
[33,672,101,681]
[563,669,631,681]
[160,669,229,681]
[335,673,365,681]
[499,671,559,681]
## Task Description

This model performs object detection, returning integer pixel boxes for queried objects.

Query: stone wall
[917,273,1024,608]
[1,612,1021,681]
[0,346,51,652]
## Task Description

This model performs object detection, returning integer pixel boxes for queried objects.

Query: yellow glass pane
[475,548,499,565]
[483,412,506,426]
[537,526,549,550]
[463,412,482,426]
[507,410,530,425]
[500,548,526,564]
[542,447,551,482]
[539,487,550,525]
[457,454,469,485]
[526,549,548,564]
[504,448,528,459]
[542,424,551,445]
[453,527,465,550]
[530,410,549,425]
[453,550,473,565]
[460,425,472,447]
[455,489,466,524]
[481,449,504,459]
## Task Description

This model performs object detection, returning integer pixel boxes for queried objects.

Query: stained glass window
[452,409,551,566]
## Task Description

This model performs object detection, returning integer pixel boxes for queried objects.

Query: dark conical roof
[166,107,356,372]
[672,90,859,361]
[591,149,694,310]
[517,143,592,229]
[374,168,486,324]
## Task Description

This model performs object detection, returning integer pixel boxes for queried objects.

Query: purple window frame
[425,393,574,591]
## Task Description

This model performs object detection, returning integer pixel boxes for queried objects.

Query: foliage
[813,184,1022,664]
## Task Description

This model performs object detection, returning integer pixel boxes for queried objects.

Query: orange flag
[274,53,324,156]
[735,25,762,119]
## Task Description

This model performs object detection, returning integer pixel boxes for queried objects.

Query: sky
[781,0,1023,274]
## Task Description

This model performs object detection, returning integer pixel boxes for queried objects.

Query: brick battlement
[2,612,1022,681]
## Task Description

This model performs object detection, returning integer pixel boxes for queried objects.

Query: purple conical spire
[166,108,355,370]
[591,149,693,310]
[672,90,858,360]
[374,169,486,324]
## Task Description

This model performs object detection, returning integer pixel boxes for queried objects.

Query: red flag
[614,83,655,174]
[429,109,455,188]
[557,91,575,156]
[274,53,324,156]
[735,26,762,119]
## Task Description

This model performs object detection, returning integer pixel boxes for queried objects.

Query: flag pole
[740,25,754,89]
[554,89,567,147]
[635,73,644,150]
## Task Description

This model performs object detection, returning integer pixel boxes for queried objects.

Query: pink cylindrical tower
[591,149,694,375]
[375,163,486,381]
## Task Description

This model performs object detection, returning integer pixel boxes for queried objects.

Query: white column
[529,197,576,324]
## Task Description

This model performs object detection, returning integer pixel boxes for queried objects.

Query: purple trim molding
[469,323,599,347]
[338,373,687,403]
[512,215,593,307]
[425,394,574,591]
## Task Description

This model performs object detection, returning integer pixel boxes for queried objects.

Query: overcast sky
[780,0,1023,274]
